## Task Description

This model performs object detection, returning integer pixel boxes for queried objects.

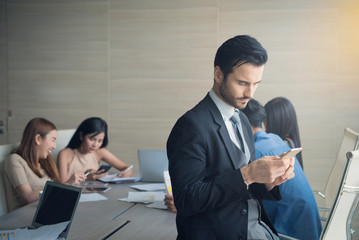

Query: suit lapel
[203,95,242,169]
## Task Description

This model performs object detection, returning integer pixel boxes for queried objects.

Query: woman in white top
[57,117,132,183]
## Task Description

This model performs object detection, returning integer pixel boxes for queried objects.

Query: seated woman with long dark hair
[264,97,304,169]
[57,117,132,183]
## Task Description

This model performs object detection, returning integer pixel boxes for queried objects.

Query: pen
[123,165,133,173]
[85,170,91,177]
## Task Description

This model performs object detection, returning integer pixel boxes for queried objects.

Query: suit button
[241,209,247,215]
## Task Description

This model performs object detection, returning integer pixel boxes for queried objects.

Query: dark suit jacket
[167,94,281,240]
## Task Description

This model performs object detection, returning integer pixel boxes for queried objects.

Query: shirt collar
[209,89,236,121]
[254,129,267,141]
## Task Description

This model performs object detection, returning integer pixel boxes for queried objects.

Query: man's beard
[219,81,250,110]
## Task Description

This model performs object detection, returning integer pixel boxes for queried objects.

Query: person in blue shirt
[264,97,304,170]
[242,99,322,240]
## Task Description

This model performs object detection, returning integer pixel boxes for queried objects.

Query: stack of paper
[0,221,69,240]
[80,193,108,202]
[98,174,140,184]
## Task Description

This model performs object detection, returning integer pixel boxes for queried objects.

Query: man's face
[218,63,264,110]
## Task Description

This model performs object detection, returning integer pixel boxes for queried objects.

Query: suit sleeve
[167,114,258,217]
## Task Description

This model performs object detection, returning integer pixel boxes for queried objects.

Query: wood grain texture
[0,0,358,191]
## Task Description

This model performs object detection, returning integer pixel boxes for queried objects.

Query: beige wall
[0,0,359,190]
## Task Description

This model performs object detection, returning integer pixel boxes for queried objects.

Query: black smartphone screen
[97,165,112,173]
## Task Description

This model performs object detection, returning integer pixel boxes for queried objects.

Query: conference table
[0,181,177,240]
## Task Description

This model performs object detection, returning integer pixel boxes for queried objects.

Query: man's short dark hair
[242,99,266,128]
[214,35,268,80]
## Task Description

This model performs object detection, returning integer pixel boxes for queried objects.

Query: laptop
[30,181,82,239]
[138,149,169,182]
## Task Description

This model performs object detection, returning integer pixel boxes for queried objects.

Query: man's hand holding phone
[279,147,302,177]
[274,147,302,185]
[242,148,301,191]
[279,147,302,160]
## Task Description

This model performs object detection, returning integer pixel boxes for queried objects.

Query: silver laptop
[138,149,168,183]
[30,181,82,239]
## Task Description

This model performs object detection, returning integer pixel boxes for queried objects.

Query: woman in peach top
[4,118,84,211]
[57,117,132,183]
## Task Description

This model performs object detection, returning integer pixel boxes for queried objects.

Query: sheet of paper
[146,201,167,210]
[80,193,108,202]
[163,171,172,194]
[130,183,166,191]
[98,174,140,183]
[0,221,69,240]
[119,191,165,203]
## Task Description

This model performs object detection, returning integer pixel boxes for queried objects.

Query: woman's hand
[86,169,108,180]
[118,166,133,178]
[66,172,87,185]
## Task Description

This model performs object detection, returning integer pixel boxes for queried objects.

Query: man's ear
[35,134,41,145]
[214,66,224,84]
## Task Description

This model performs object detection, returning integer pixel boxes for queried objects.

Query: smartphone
[280,147,302,159]
[97,165,112,174]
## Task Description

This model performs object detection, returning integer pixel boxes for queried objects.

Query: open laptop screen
[138,149,168,182]
[32,181,82,237]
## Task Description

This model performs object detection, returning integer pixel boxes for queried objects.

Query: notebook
[137,150,169,183]
[30,181,82,239]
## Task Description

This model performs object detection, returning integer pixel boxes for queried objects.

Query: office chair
[320,150,359,240]
[313,128,359,220]
[51,129,76,162]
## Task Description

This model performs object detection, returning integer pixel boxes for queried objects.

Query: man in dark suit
[167,35,295,240]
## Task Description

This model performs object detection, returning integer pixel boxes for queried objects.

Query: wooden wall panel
[0,0,358,190]
[218,0,359,189]
[6,0,109,143]
[108,1,217,164]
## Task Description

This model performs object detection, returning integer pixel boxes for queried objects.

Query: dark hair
[242,99,266,128]
[67,117,108,149]
[264,97,303,169]
[214,35,268,80]
[13,118,60,181]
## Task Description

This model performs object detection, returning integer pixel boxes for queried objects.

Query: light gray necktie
[230,110,250,162]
